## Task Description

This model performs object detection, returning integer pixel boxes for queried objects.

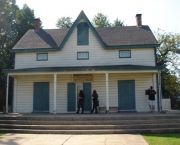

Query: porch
[3,65,163,114]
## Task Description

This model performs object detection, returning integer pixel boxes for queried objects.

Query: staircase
[0,113,180,134]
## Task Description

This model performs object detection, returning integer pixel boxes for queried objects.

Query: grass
[0,133,5,136]
[142,134,180,145]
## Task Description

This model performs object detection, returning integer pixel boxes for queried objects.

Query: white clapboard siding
[92,74,106,107]
[14,74,72,113]
[14,75,53,113]
[15,28,155,69]
[14,73,157,113]
[56,74,72,113]
[108,73,157,112]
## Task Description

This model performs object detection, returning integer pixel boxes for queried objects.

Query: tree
[112,18,124,27]
[56,13,124,28]
[92,13,124,27]
[156,29,180,75]
[0,0,35,111]
[156,29,180,106]
[92,12,111,27]
[15,4,35,41]
[56,17,73,29]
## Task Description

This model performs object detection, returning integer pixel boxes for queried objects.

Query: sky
[16,0,180,33]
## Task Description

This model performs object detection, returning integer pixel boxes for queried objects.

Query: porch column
[13,78,17,112]
[105,72,109,113]
[158,70,162,112]
[6,74,9,113]
[153,74,157,110]
[53,74,57,114]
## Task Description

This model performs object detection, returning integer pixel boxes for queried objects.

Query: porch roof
[3,65,163,74]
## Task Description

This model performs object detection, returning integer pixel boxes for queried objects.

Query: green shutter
[67,83,76,111]
[83,83,91,111]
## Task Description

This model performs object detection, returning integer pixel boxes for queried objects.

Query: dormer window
[77,22,89,45]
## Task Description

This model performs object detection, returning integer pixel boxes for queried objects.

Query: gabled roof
[11,11,159,53]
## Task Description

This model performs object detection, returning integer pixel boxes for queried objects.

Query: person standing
[76,90,85,114]
[91,90,98,114]
[148,86,156,112]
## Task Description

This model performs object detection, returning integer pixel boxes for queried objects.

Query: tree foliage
[92,12,111,27]
[15,4,35,40]
[0,0,35,110]
[92,12,124,27]
[156,29,180,100]
[56,17,73,29]
[112,18,124,27]
[56,12,124,28]
[156,29,180,72]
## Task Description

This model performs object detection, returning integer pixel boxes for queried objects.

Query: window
[119,50,131,58]
[77,22,89,45]
[37,53,48,61]
[77,52,89,60]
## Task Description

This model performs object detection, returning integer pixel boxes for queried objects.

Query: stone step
[0,113,180,134]
[0,123,180,130]
[0,119,179,125]
[0,128,180,134]
[0,115,180,121]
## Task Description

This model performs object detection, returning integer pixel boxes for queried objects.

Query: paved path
[0,133,148,145]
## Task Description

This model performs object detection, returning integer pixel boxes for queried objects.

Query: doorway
[33,82,49,112]
[118,80,136,111]
[67,82,91,112]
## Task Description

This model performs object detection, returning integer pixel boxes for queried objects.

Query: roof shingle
[96,26,158,46]
[13,25,158,50]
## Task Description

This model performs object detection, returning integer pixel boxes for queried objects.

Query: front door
[33,82,49,112]
[118,80,135,111]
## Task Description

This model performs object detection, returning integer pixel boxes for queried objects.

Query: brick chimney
[135,14,142,27]
[34,18,41,31]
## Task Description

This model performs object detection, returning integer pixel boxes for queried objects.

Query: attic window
[37,53,48,61]
[77,52,89,60]
[119,50,131,58]
[77,22,89,45]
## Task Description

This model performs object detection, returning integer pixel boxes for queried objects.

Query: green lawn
[142,134,180,145]
[0,133,5,136]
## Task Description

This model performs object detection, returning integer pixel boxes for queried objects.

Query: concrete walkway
[0,133,148,145]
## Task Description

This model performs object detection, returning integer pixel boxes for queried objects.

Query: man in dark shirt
[148,86,156,112]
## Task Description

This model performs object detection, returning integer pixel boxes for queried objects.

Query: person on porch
[91,90,98,114]
[148,86,156,112]
[76,90,85,114]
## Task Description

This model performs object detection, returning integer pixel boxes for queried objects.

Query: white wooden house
[3,11,163,113]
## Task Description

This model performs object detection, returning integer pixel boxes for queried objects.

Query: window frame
[36,53,48,61]
[119,50,131,58]
[77,52,89,60]
[77,22,89,45]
